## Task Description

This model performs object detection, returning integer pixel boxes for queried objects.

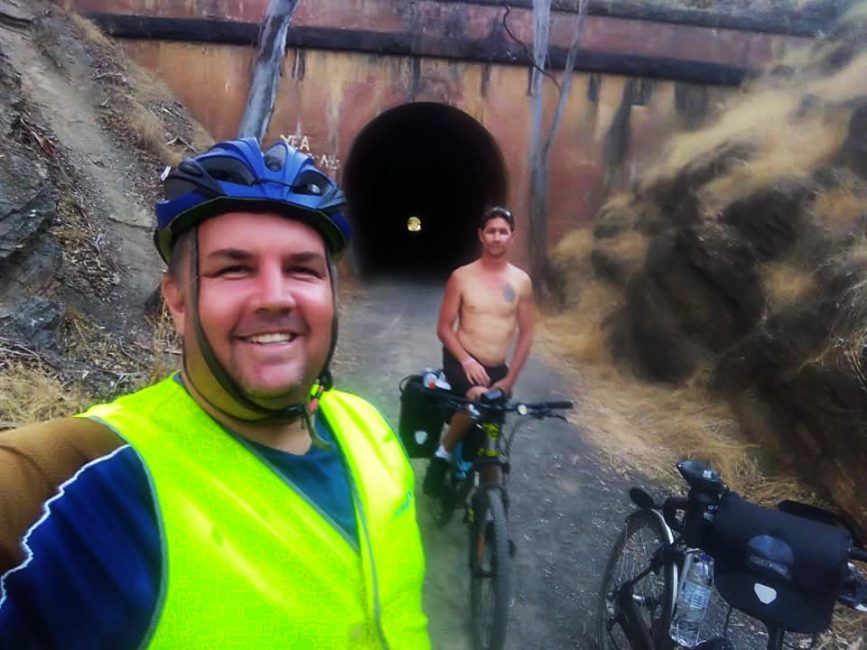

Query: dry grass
[550,226,648,310]
[67,11,112,48]
[144,304,182,386]
[762,262,817,308]
[594,230,650,268]
[538,313,844,514]
[813,180,867,233]
[67,10,213,165]
[551,227,595,270]
[809,50,867,105]
[0,303,182,431]
[538,262,786,499]
[0,364,91,431]
[642,90,799,189]
[540,284,620,367]
[823,241,867,337]
[125,98,180,164]
[699,115,846,216]
[539,318,766,491]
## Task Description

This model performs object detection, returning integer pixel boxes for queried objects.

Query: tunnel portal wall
[65,0,813,267]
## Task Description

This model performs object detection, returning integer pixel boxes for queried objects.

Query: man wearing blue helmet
[0,138,429,648]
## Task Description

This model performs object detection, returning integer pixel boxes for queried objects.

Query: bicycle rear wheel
[470,488,511,650]
[598,509,676,650]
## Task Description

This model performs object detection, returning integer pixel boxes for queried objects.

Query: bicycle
[426,385,573,650]
[598,459,867,650]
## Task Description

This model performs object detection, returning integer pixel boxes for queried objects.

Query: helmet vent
[294,170,327,196]
[178,160,203,177]
[200,156,257,186]
[264,142,288,172]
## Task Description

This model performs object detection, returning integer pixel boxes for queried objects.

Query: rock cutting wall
[553,3,867,535]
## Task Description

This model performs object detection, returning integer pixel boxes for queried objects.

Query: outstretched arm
[437,273,490,387]
[0,418,122,572]
[494,277,534,394]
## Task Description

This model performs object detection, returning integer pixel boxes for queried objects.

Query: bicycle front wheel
[470,488,511,650]
[598,509,676,650]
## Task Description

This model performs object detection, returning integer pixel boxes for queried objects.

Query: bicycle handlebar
[661,460,867,615]
[522,400,574,411]
[441,392,574,418]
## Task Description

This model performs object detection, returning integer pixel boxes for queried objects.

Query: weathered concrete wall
[64,0,812,266]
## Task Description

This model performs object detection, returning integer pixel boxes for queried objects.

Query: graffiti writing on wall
[279,134,341,175]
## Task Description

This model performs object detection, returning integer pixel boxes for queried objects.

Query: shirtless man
[423,206,534,496]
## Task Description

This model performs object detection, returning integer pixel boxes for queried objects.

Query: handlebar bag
[709,493,851,634]
[398,373,448,458]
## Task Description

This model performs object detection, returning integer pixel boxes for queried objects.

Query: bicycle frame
[449,420,510,518]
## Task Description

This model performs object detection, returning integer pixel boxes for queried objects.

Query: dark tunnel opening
[343,103,508,279]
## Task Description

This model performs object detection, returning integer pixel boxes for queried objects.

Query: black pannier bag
[398,373,448,458]
[709,493,852,634]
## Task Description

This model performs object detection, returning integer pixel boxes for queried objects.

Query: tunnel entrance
[343,103,507,279]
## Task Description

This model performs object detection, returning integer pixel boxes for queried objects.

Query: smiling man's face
[165,211,333,406]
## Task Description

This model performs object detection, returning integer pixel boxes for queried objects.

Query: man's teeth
[245,333,294,344]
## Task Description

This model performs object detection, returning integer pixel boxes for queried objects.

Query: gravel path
[333,279,638,649]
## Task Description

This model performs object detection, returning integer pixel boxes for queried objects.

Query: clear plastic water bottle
[670,553,713,648]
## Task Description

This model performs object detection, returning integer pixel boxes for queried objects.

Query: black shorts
[442,347,508,397]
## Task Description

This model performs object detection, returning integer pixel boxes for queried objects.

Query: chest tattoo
[502,283,516,303]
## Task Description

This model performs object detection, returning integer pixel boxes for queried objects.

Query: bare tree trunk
[528,0,589,296]
[528,0,551,291]
[237,0,301,141]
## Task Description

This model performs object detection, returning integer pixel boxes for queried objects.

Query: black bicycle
[415,382,572,650]
[598,460,867,650]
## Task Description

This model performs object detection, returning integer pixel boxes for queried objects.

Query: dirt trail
[334,279,637,649]
[0,15,161,306]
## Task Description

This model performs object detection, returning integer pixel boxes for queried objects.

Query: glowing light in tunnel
[407,216,422,232]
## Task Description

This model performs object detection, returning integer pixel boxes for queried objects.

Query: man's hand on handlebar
[491,376,515,396]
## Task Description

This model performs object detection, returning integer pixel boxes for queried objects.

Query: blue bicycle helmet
[153,138,349,427]
[154,137,349,263]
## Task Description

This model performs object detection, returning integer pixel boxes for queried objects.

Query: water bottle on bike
[421,369,451,390]
[670,552,713,647]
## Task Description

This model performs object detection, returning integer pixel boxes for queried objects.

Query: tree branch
[237,0,301,141]
[542,0,589,162]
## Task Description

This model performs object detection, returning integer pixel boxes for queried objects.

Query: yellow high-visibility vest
[80,376,429,649]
